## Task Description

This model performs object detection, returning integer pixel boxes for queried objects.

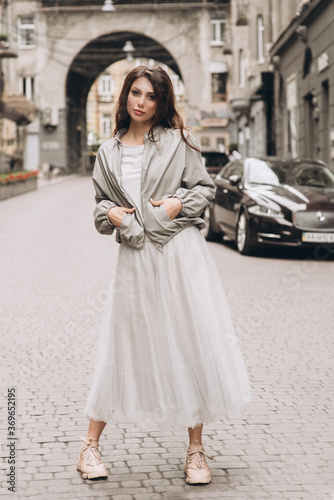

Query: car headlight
[248,204,284,217]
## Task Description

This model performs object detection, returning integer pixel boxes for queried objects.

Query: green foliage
[229,143,239,152]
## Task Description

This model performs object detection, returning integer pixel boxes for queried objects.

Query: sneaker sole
[77,467,108,480]
[186,476,212,484]
[184,470,211,484]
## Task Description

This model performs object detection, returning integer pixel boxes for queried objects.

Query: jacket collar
[114,125,165,148]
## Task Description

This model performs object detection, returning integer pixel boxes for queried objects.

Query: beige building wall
[1,2,272,169]
[229,0,277,100]
[0,1,37,171]
[4,1,312,169]
[270,0,334,166]
[271,0,301,41]
[228,0,279,156]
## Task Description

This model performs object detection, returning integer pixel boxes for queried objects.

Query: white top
[121,144,145,215]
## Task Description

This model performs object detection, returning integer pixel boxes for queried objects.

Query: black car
[202,156,334,255]
[200,147,229,178]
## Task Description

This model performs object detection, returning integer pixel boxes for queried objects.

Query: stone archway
[66,31,183,173]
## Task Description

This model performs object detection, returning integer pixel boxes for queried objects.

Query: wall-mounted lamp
[271,55,280,69]
[101,0,116,12]
[296,25,307,44]
[311,93,319,120]
[122,40,135,62]
[311,95,318,108]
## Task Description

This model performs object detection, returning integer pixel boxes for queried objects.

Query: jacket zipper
[117,142,145,227]
[140,142,150,220]
[118,140,163,252]
[141,142,163,252]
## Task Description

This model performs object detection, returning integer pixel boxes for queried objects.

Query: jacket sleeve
[170,135,217,217]
[92,150,118,235]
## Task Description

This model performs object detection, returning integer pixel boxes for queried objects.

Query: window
[229,161,244,179]
[101,74,112,94]
[101,114,112,137]
[217,137,225,149]
[86,102,94,126]
[201,137,210,147]
[19,76,35,100]
[287,74,298,157]
[257,15,265,62]
[171,74,184,101]
[99,73,114,102]
[87,131,95,146]
[221,161,244,180]
[211,73,227,102]
[239,49,246,88]
[18,16,35,48]
[211,18,226,46]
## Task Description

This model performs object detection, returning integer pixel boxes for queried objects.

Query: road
[0,176,333,500]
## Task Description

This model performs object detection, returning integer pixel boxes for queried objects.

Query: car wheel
[236,211,254,255]
[202,205,222,242]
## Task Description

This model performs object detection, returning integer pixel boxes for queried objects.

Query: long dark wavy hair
[112,65,199,152]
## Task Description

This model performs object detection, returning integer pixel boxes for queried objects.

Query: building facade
[228,0,280,157]
[2,0,232,174]
[270,0,334,169]
[0,2,35,173]
[3,0,332,173]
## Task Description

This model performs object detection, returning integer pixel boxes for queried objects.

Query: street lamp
[101,0,116,12]
[122,40,135,62]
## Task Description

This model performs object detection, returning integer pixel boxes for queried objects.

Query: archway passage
[66,31,182,173]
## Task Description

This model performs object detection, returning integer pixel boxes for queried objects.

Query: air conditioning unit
[42,107,58,127]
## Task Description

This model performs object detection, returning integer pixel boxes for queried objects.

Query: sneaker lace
[187,442,213,469]
[74,435,103,465]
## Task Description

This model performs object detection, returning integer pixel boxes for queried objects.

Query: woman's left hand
[150,197,182,220]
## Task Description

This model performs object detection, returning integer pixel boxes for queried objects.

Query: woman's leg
[188,423,203,445]
[185,424,212,484]
[77,419,108,479]
[86,418,107,442]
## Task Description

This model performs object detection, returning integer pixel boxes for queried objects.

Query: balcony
[99,94,113,103]
[41,0,230,8]
[236,1,248,26]
[0,95,35,125]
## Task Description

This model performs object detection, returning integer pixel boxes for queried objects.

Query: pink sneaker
[76,436,108,479]
[184,439,213,484]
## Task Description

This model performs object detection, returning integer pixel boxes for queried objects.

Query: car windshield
[201,152,228,168]
[247,159,334,188]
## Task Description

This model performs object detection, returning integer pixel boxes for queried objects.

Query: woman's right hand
[107,206,135,227]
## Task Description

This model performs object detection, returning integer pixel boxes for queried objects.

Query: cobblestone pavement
[0,176,333,500]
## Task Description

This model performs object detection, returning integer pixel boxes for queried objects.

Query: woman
[76,65,251,485]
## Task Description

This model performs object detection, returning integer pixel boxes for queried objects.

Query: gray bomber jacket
[92,126,216,251]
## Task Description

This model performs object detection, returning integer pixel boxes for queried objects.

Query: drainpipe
[268,0,273,42]
[267,0,274,155]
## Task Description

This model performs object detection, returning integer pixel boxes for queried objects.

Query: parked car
[200,147,229,177]
[202,156,334,255]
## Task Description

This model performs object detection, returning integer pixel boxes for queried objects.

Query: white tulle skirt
[83,225,251,430]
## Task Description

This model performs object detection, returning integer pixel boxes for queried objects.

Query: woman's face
[127,77,157,126]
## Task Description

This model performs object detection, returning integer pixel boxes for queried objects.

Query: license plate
[302,232,334,243]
